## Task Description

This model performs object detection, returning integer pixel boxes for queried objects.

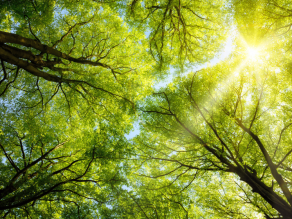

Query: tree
[0,107,130,218]
[127,38,292,218]
[0,1,154,217]
[109,2,292,218]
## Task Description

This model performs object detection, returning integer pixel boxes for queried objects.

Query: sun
[246,47,260,60]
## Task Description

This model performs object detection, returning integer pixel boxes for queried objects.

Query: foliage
[113,0,228,69]
[0,0,153,217]
[1,0,292,218]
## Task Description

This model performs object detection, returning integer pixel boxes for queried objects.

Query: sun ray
[194,30,275,122]
[236,32,270,62]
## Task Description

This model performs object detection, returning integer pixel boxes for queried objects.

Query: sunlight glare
[246,47,259,60]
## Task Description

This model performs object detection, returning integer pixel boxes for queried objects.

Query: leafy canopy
[1,0,292,218]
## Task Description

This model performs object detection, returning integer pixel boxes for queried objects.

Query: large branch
[0,41,134,106]
[0,47,63,83]
[1,43,41,63]
[0,31,110,68]
[236,119,292,207]
[0,149,95,210]
[174,115,292,217]
[0,141,68,200]
[234,165,292,218]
